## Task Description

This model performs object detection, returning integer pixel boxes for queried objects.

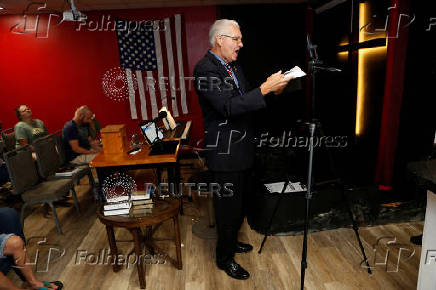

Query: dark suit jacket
[194,51,266,171]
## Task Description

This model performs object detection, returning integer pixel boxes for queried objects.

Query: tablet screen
[139,122,163,144]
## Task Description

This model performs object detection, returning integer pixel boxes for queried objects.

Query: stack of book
[103,195,132,216]
[131,185,154,215]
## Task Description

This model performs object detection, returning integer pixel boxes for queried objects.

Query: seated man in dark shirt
[77,113,102,148]
[62,106,102,165]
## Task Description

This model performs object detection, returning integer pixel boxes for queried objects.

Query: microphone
[152,111,167,123]
[150,111,167,147]
[307,34,314,59]
[313,65,342,72]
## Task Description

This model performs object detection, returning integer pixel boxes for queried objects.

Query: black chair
[52,132,96,198]
[1,128,16,152]
[33,134,81,214]
[0,140,10,186]
[3,145,78,234]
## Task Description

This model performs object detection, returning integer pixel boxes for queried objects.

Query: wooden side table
[90,140,181,202]
[97,198,182,289]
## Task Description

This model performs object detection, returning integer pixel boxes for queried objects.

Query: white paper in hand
[284,66,306,79]
[264,182,306,193]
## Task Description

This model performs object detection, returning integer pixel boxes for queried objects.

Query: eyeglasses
[220,34,242,43]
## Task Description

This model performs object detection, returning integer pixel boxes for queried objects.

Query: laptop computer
[139,121,178,155]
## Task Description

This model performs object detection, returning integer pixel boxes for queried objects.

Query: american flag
[115,14,189,119]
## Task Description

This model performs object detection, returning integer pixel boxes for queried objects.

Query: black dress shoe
[410,234,422,245]
[217,260,250,280]
[235,242,253,253]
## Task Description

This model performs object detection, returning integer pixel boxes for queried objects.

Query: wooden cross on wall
[337,1,387,136]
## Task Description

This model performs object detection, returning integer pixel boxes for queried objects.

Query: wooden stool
[97,198,182,289]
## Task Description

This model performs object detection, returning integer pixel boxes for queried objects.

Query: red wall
[0,6,216,144]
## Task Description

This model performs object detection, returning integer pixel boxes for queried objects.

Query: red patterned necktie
[224,63,233,77]
[224,63,243,95]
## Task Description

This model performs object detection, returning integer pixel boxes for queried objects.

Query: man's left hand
[273,76,294,95]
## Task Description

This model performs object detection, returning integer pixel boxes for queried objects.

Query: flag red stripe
[169,15,180,117]
[170,15,183,117]
[180,14,191,114]
[159,20,169,111]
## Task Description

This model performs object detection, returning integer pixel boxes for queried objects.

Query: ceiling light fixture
[62,0,87,22]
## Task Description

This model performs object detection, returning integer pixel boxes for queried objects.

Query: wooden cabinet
[100,124,128,154]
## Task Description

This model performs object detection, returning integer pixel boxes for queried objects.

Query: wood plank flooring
[7,175,423,290]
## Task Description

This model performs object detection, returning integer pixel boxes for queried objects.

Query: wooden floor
[7,175,423,290]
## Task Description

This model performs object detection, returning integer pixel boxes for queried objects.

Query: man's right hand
[69,139,100,155]
[260,71,292,96]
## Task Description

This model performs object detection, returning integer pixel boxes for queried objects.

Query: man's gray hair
[209,19,240,47]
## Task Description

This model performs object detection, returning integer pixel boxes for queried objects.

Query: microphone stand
[153,112,175,153]
[152,119,164,153]
[300,122,315,290]
[299,36,371,290]
[258,37,371,290]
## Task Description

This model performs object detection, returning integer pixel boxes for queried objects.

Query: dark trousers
[0,163,9,185]
[212,170,252,265]
[0,207,25,280]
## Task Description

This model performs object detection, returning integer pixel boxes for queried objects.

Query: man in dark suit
[194,19,292,280]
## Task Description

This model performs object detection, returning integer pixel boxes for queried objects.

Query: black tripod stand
[302,35,372,289]
[257,35,372,290]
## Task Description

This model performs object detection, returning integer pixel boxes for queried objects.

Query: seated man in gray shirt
[14,105,48,150]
